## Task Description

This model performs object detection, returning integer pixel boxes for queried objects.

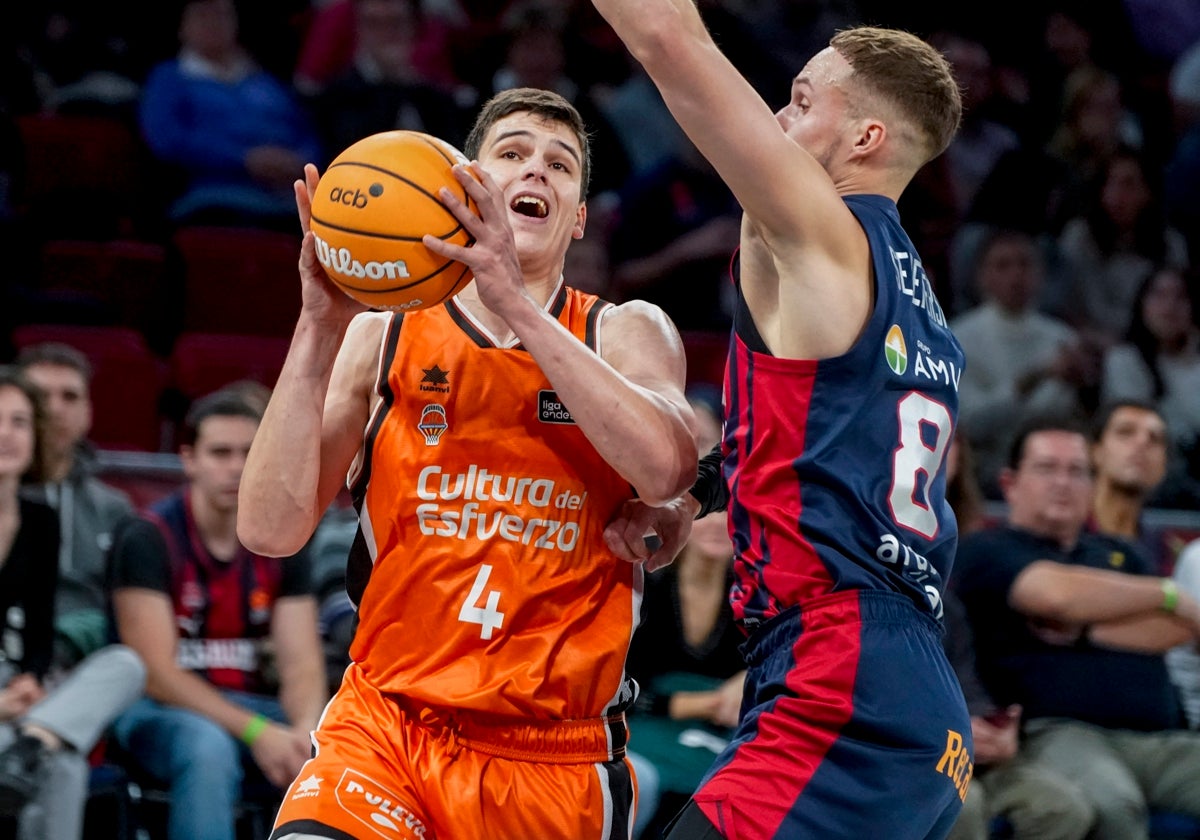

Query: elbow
[624,12,685,70]
[633,438,699,508]
[236,515,307,559]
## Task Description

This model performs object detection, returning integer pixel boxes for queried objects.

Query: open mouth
[511,195,548,219]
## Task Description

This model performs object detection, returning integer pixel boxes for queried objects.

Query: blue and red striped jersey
[724,194,964,629]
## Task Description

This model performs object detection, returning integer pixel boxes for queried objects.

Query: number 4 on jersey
[458,564,505,639]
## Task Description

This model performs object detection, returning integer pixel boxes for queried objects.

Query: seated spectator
[954,416,1200,839]
[15,343,135,666]
[484,0,630,204]
[0,366,144,840]
[624,389,743,839]
[138,0,323,231]
[302,0,475,159]
[1100,266,1200,500]
[107,387,326,840]
[1058,146,1190,344]
[946,432,986,537]
[1168,537,1200,728]
[950,227,1097,494]
[943,589,1094,840]
[1089,400,1179,569]
[945,427,1094,840]
[292,0,461,96]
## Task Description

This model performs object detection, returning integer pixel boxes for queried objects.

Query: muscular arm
[239,166,380,557]
[503,297,697,506]
[238,309,381,556]
[588,0,871,359]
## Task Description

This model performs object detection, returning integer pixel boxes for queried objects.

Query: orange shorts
[270,664,638,840]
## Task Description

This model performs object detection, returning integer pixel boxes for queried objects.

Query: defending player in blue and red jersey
[594,3,973,837]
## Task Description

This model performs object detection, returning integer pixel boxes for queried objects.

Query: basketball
[309,130,477,311]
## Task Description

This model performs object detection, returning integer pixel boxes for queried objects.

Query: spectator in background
[943,427,1093,840]
[1089,400,1174,568]
[608,133,741,332]
[0,366,144,840]
[138,0,323,231]
[943,588,1094,840]
[907,30,1020,305]
[1100,266,1200,501]
[14,343,134,666]
[1058,145,1189,344]
[946,433,986,537]
[292,0,461,96]
[1046,64,1144,196]
[1165,37,1200,259]
[486,0,630,206]
[1168,537,1200,728]
[951,227,1097,495]
[107,388,326,840]
[954,417,1200,840]
[302,0,474,159]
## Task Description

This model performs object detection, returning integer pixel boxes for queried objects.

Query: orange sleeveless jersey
[345,283,640,721]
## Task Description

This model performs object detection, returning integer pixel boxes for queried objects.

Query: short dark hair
[1006,414,1090,470]
[464,87,592,199]
[1091,399,1164,443]
[14,342,93,385]
[180,387,263,448]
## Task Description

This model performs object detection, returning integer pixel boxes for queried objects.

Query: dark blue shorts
[679,589,972,840]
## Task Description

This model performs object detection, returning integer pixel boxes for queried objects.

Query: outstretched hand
[604,495,699,572]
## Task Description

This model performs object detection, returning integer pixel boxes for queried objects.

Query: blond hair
[830,27,962,165]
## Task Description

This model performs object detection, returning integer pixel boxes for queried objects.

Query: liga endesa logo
[313,233,411,281]
[335,768,428,838]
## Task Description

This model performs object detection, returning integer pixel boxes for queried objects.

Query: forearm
[1088,614,1195,653]
[505,302,696,505]
[238,314,350,554]
[1018,564,1196,627]
[145,666,263,739]
[278,661,328,732]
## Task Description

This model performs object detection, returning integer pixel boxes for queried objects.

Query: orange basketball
[309,131,477,311]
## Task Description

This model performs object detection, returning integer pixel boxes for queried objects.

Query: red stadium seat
[16,113,150,239]
[169,331,290,401]
[11,324,168,452]
[37,239,169,335]
[172,226,303,338]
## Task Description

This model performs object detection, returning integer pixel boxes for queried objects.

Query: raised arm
[238,164,378,557]
[587,1,847,241]
[589,0,870,359]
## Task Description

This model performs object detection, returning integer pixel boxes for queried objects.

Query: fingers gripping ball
[310,131,477,311]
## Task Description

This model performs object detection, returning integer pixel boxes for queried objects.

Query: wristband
[1161,578,1180,614]
[240,713,269,747]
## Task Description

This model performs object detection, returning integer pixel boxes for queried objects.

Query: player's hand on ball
[426,162,527,318]
[295,163,366,324]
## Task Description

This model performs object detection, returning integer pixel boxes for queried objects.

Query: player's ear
[573,202,587,239]
[849,118,885,159]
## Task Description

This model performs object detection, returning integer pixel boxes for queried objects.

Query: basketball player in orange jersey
[237,87,698,840]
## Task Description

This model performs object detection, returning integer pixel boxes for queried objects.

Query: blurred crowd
[1,1,1200,838]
